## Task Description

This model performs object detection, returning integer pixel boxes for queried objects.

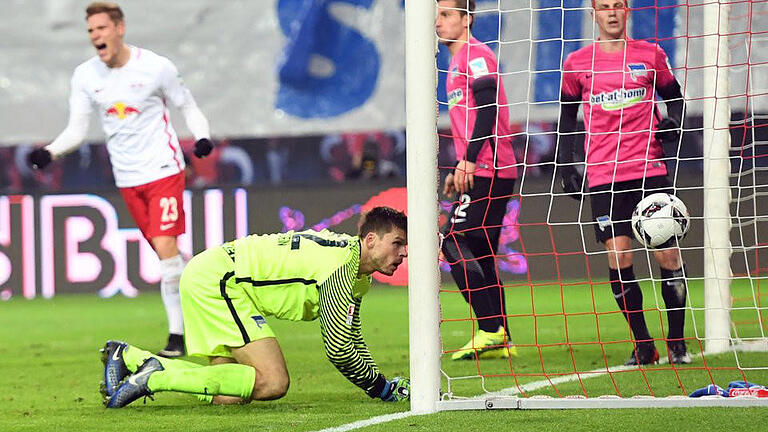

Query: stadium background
[1,0,766,298]
[0,2,767,430]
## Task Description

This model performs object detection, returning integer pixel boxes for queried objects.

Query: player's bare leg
[153,235,180,259]
[191,338,291,405]
[231,337,290,402]
[605,236,633,270]
[653,247,682,270]
[152,235,186,357]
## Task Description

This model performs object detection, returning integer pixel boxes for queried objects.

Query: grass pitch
[1,283,765,431]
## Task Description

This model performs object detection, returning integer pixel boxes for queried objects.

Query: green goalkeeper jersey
[225,229,385,396]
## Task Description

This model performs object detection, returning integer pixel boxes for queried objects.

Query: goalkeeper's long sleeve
[318,263,387,398]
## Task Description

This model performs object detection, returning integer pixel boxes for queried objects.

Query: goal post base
[732,339,768,353]
[437,396,768,410]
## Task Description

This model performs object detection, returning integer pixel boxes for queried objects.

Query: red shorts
[119,172,186,242]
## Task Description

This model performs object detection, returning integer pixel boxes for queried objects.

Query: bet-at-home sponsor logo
[589,87,646,111]
[448,88,464,108]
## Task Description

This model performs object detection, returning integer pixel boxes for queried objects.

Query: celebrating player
[27,2,214,357]
[437,0,518,360]
[557,0,689,364]
[100,207,410,408]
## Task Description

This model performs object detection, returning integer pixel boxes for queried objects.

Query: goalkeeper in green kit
[101,206,410,408]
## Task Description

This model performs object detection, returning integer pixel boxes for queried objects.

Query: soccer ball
[631,193,690,249]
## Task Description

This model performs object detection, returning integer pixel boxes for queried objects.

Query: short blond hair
[85,2,124,23]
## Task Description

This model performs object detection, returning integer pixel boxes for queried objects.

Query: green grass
[0,283,766,431]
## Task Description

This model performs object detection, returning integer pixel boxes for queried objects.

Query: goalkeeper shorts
[180,246,276,358]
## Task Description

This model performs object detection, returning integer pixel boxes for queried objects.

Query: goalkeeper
[557,0,689,365]
[101,207,410,408]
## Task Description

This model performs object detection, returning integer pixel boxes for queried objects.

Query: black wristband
[366,374,388,398]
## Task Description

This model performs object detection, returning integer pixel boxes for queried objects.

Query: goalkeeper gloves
[379,377,410,402]
[193,138,214,158]
[28,148,52,170]
[655,118,681,144]
[559,165,583,201]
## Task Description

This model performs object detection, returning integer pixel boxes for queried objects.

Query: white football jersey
[69,46,191,187]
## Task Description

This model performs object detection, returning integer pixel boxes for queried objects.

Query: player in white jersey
[28,2,214,358]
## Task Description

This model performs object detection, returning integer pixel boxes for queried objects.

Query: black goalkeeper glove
[560,165,583,201]
[28,148,52,170]
[655,118,681,144]
[193,138,214,158]
[379,377,410,402]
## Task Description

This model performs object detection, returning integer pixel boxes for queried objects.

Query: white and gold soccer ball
[631,192,690,249]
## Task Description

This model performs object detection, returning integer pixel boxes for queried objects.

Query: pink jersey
[447,37,517,179]
[561,39,676,187]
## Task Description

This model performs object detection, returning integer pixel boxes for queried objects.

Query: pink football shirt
[447,37,517,179]
[561,39,676,187]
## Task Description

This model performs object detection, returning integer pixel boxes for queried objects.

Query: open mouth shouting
[95,42,108,57]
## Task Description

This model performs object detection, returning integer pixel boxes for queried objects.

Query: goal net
[406,0,768,410]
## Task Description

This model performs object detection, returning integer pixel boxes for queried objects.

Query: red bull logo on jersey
[105,102,141,119]
[589,88,646,111]
[627,63,648,81]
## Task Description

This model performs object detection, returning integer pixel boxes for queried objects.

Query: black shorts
[441,176,516,250]
[589,176,673,243]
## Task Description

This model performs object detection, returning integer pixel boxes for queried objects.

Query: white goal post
[702,0,734,355]
[406,0,768,411]
[405,0,441,415]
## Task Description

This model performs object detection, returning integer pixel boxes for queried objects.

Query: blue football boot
[105,357,164,408]
[100,340,130,398]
